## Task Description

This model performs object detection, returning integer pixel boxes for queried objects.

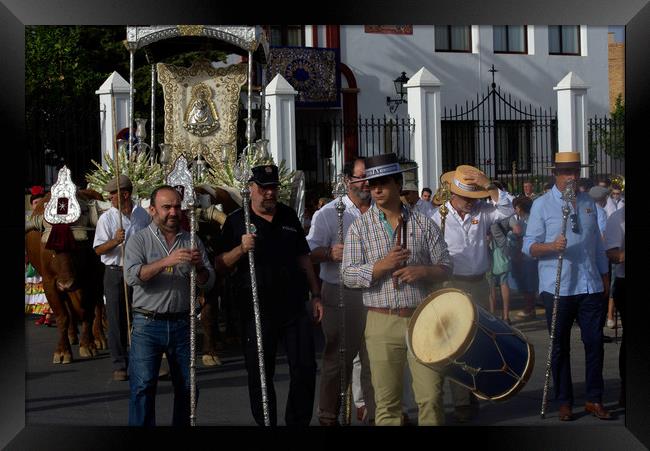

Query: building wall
[337,25,610,119]
[608,32,625,112]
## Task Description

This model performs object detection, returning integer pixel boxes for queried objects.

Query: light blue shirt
[523,185,608,296]
[595,204,607,236]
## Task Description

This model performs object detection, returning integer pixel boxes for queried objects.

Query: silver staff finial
[166,155,195,210]
[333,173,347,199]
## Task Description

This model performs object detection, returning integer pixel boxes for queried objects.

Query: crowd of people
[25,151,625,426]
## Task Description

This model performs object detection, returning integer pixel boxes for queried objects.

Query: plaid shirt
[342,204,452,309]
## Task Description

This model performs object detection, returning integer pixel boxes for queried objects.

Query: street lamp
[386,71,409,114]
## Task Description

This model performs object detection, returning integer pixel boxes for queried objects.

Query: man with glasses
[523,152,611,422]
[604,182,624,218]
[307,157,375,425]
[215,164,324,426]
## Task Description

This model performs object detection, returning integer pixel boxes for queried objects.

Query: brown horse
[26,189,107,364]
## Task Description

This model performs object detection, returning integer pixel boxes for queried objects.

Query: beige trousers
[364,310,445,426]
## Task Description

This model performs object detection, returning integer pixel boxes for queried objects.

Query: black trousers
[104,266,131,371]
[241,306,317,426]
[612,278,626,395]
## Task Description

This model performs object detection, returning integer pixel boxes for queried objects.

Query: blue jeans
[541,291,607,406]
[128,313,193,426]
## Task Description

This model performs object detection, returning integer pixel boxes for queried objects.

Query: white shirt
[604,206,625,279]
[414,198,436,219]
[432,190,514,276]
[306,195,367,284]
[93,205,151,266]
[604,196,624,218]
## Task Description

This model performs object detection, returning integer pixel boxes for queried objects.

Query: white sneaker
[606,319,616,329]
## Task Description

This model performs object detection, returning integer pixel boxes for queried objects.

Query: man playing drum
[431,164,514,422]
[342,153,452,426]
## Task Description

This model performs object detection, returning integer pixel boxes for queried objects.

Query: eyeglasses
[570,213,580,234]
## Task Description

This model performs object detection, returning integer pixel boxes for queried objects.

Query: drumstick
[392,215,404,289]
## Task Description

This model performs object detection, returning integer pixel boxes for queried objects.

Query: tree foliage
[590,94,625,161]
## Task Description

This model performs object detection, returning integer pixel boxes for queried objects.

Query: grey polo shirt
[125,224,215,313]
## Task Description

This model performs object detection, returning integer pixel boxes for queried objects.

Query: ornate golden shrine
[157,60,247,170]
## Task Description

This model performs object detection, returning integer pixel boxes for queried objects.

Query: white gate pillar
[265,74,298,172]
[554,72,590,177]
[406,67,443,191]
[95,72,131,169]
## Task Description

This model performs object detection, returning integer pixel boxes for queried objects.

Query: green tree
[589,94,624,162]
[26,26,228,185]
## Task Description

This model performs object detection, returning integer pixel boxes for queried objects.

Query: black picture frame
[3,1,648,449]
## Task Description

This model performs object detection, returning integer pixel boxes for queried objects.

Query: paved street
[22,295,628,428]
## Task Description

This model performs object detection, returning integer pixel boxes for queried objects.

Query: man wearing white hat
[431,164,514,422]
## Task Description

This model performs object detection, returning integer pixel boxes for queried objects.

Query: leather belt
[452,273,485,282]
[133,307,189,320]
[106,265,122,270]
[367,306,416,318]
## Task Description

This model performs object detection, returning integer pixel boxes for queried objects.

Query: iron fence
[26,99,102,189]
[296,112,414,198]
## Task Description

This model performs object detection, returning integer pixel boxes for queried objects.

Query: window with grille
[495,120,532,174]
[441,120,478,171]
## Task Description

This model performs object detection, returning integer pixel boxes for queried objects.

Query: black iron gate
[296,111,413,198]
[441,72,558,194]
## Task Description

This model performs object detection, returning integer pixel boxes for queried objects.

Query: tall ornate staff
[111,89,131,345]
[332,174,352,425]
[234,151,271,427]
[166,155,199,426]
[540,179,576,418]
[233,47,271,427]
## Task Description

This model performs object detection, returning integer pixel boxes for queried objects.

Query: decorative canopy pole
[166,155,198,426]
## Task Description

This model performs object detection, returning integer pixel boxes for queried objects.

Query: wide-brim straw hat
[546,151,593,170]
[441,165,496,199]
[356,153,417,182]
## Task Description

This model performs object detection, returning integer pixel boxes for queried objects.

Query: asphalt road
[22,299,627,428]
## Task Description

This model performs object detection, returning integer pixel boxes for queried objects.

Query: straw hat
[546,151,592,170]
[441,165,496,199]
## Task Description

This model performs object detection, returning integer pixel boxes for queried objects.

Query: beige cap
[103,175,133,193]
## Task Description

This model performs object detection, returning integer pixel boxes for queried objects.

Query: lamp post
[386,71,410,114]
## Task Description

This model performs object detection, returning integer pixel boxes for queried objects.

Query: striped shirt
[342,204,452,309]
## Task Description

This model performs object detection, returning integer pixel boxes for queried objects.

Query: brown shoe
[558,404,574,421]
[112,369,128,381]
[585,402,612,420]
[356,405,367,422]
[318,417,339,426]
